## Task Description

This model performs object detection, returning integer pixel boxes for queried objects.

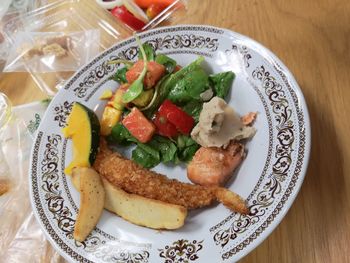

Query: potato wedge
[71,168,187,230]
[102,178,187,230]
[72,167,105,242]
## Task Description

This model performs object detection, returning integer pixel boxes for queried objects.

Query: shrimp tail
[215,187,249,214]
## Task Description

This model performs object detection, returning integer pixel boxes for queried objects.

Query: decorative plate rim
[28,24,311,263]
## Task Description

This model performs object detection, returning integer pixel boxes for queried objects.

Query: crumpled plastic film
[4,30,100,73]
[0,102,65,262]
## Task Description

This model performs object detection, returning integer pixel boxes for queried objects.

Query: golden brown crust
[94,138,248,214]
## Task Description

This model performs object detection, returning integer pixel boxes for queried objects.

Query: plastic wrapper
[0,100,65,262]
[4,30,100,72]
[97,0,187,32]
[2,0,187,95]
[0,1,47,70]
[0,0,47,18]
[2,0,131,95]
[0,0,188,260]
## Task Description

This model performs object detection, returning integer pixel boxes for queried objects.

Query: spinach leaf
[149,136,177,163]
[162,56,204,93]
[142,74,171,117]
[138,43,155,61]
[209,71,235,99]
[167,67,209,104]
[176,135,200,162]
[123,36,148,103]
[179,144,199,162]
[155,54,177,73]
[182,101,203,122]
[131,135,178,167]
[132,145,160,168]
[144,57,208,115]
[108,125,198,166]
[112,67,128,84]
[136,143,160,161]
[163,56,209,104]
[107,123,137,145]
[177,135,197,149]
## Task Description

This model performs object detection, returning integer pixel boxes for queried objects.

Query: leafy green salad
[101,37,235,168]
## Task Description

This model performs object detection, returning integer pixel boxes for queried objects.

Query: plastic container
[0,0,48,70]
[2,0,131,95]
[2,0,187,96]
[97,0,187,31]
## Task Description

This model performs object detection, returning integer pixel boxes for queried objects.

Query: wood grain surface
[1,0,350,262]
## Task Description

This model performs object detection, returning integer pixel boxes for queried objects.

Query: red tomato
[158,100,195,135]
[153,112,178,137]
[126,60,166,88]
[134,0,176,9]
[122,107,156,143]
[146,4,167,19]
[111,6,146,31]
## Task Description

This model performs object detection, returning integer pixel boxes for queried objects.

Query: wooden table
[1,0,350,262]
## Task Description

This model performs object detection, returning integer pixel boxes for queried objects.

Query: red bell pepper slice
[153,112,178,137]
[158,99,195,135]
[111,5,146,31]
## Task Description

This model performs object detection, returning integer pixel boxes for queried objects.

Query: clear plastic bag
[2,0,131,95]
[0,0,48,70]
[4,30,100,72]
[0,100,65,262]
[2,0,187,95]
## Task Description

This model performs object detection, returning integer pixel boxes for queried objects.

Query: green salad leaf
[163,56,209,104]
[155,54,177,73]
[209,71,235,99]
[123,36,148,103]
[176,135,200,162]
[149,136,177,163]
[136,143,160,160]
[108,123,198,167]
[107,51,236,169]
[107,123,136,145]
[142,74,171,117]
[138,43,155,61]
[131,136,177,168]
[132,146,160,168]
[182,101,203,122]
[112,67,128,84]
[167,68,209,104]
[162,56,204,88]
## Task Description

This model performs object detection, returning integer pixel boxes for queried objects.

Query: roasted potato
[71,168,187,230]
[71,167,105,242]
[102,178,187,230]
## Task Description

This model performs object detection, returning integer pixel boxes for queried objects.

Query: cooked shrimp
[187,142,244,187]
[93,139,249,214]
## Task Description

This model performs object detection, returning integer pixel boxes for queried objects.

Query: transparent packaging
[0,0,188,261]
[4,30,100,72]
[0,100,64,262]
[2,0,131,95]
[2,0,187,96]
[0,1,48,70]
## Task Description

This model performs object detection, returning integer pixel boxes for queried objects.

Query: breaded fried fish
[94,139,249,214]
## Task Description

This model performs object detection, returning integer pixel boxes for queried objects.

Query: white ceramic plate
[29,25,311,262]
